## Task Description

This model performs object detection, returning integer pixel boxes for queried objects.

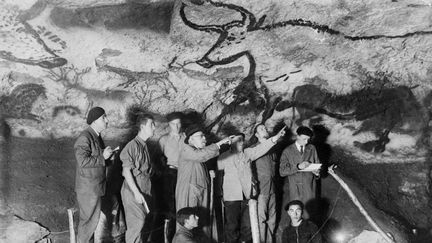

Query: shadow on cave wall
[50,1,174,33]
[0,117,11,213]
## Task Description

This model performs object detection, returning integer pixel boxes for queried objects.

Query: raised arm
[181,143,220,163]
[245,126,285,161]
[244,138,275,161]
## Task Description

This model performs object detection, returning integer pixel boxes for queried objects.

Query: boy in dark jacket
[282,200,322,243]
[173,207,200,243]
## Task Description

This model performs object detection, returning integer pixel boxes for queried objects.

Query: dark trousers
[224,200,251,243]
[76,193,101,243]
[165,168,177,241]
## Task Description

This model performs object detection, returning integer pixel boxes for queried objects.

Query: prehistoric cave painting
[97,64,178,110]
[0,83,47,122]
[45,65,135,114]
[52,105,81,118]
[180,0,432,131]
[0,3,67,68]
[274,84,424,153]
[50,2,174,33]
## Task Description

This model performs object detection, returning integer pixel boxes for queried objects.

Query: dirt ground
[1,136,422,242]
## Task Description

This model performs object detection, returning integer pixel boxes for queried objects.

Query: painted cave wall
[1,0,432,233]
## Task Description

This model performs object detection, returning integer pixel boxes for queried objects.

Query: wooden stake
[328,165,394,243]
[210,172,218,242]
[248,199,260,243]
[164,218,169,243]
[67,208,76,243]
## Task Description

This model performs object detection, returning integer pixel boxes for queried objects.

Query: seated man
[282,200,322,243]
[173,207,200,243]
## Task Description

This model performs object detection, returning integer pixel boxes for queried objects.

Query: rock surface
[0,215,50,243]
[1,0,432,239]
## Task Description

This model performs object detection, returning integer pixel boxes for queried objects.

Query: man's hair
[137,114,154,130]
[253,123,265,136]
[176,207,197,226]
[296,126,313,137]
[285,200,304,211]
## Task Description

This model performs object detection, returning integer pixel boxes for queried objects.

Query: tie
[300,146,304,155]
[98,135,105,149]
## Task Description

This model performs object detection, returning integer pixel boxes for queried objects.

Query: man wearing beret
[176,125,232,238]
[74,107,114,243]
[278,126,320,242]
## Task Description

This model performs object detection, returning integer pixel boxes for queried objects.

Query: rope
[306,185,342,243]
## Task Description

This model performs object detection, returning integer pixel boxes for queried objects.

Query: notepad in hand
[299,163,322,172]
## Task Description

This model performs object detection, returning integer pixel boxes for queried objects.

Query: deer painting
[0,2,67,68]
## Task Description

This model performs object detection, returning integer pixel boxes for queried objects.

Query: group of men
[74,106,322,243]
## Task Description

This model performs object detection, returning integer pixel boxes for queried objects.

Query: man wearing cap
[217,127,285,243]
[159,112,185,240]
[74,107,114,243]
[278,126,320,241]
[120,114,155,243]
[175,125,232,227]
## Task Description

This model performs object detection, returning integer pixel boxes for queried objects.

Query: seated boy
[282,200,322,243]
[173,207,200,243]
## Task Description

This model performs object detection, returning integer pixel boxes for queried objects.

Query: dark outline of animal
[52,105,81,118]
[0,1,67,68]
[179,0,432,129]
[274,84,423,153]
[0,83,47,122]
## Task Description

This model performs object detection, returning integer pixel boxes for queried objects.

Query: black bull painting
[275,84,426,153]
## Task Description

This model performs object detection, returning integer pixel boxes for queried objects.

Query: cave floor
[1,137,425,242]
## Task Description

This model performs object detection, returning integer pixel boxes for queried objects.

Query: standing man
[120,114,155,243]
[278,126,320,239]
[74,107,114,243]
[159,112,185,240]
[251,124,278,243]
[217,128,285,243]
[176,125,232,238]
[282,200,322,243]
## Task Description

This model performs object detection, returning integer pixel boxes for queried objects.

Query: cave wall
[1,0,432,229]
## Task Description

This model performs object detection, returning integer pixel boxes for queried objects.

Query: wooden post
[67,208,76,243]
[210,172,218,242]
[248,199,260,243]
[328,165,394,243]
[164,218,170,243]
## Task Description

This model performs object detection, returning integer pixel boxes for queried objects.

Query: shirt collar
[295,141,303,152]
[135,135,147,146]
[89,126,100,137]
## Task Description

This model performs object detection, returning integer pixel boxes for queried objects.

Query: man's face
[93,114,108,131]
[168,119,181,134]
[185,214,199,229]
[287,205,303,222]
[296,134,310,146]
[255,125,269,139]
[141,119,156,137]
[233,137,244,152]
[189,131,206,148]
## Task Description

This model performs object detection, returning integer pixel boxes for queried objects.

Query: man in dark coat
[282,200,322,243]
[278,126,320,242]
[74,107,114,243]
[172,207,200,243]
